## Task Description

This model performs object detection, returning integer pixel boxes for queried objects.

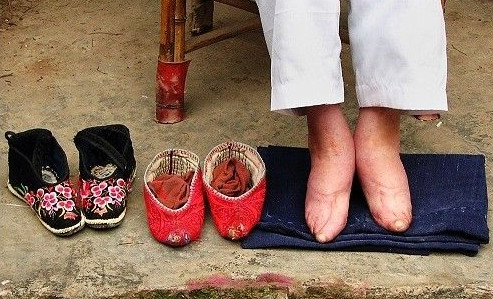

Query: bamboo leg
[174,0,187,62]
[159,0,176,62]
[156,0,189,123]
[191,0,214,35]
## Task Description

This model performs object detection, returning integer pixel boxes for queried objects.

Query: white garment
[256,0,448,115]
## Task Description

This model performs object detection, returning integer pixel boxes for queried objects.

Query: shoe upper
[74,124,136,181]
[203,141,267,240]
[143,149,205,246]
[74,124,136,225]
[5,129,83,234]
[6,129,69,190]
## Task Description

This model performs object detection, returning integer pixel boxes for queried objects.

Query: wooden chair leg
[156,0,190,124]
[191,0,214,35]
[159,0,176,62]
[174,0,187,61]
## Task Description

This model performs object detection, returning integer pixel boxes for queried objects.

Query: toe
[314,217,347,243]
[307,195,349,243]
[392,219,409,232]
[370,195,412,233]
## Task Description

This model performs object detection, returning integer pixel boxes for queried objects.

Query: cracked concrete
[0,0,492,298]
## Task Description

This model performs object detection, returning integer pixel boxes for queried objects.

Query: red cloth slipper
[203,142,266,240]
[143,149,205,246]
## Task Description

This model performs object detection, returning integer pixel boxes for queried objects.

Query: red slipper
[203,142,266,240]
[143,149,205,246]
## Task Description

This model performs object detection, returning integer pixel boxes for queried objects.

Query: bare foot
[305,104,355,243]
[354,107,412,232]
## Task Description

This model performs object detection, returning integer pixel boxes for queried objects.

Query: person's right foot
[305,105,355,243]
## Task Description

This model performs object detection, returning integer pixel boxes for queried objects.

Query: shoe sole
[85,208,126,229]
[7,181,85,236]
[84,168,136,229]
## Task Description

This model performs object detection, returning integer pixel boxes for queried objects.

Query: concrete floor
[0,0,492,298]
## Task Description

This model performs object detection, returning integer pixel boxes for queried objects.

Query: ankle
[307,104,354,157]
[355,107,402,150]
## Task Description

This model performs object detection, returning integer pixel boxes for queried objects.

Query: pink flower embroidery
[36,189,45,198]
[57,200,75,211]
[55,184,73,199]
[108,186,125,201]
[94,196,113,208]
[91,182,107,197]
[25,193,35,206]
[42,192,58,211]
[94,207,107,216]
[64,211,78,220]
[117,178,126,188]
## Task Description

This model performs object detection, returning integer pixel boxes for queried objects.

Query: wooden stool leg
[156,0,190,123]
[159,0,176,62]
[174,0,187,61]
[191,0,214,35]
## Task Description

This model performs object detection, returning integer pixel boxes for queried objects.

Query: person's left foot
[354,107,412,232]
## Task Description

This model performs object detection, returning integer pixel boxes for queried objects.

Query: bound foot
[305,105,355,243]
[354,107,412,232]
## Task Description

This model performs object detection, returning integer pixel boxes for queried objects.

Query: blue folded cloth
[242,146,489,255]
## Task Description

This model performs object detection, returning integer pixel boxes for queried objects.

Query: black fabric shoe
[74,124,136,228]
[5,129,85,236]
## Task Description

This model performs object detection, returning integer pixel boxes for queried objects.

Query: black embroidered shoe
[5,129,85,236]
[74,124,136,228]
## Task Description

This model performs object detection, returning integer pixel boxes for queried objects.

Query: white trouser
[255,0,448,115]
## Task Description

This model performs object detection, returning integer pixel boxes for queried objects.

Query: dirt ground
[0,0,492,298]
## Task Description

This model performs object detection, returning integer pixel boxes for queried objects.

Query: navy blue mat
[241,146,489,255]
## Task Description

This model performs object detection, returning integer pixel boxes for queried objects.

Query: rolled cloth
[211,158,251,197]
[242,146,489,256]
[149,171,194,209]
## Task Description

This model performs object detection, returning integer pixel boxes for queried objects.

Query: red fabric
[206,177,266,240]
[155,60,190,123]
[211,158,251,197]
[143,170,205,247]
[149,171,193,209]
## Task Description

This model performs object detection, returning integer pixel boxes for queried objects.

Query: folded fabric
[149,171,194,209]
[211,158,251,197]
[242,146,489,256]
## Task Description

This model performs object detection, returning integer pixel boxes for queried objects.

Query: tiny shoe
[5,129,84,236]
[203,141,266,240]
[74,124,136,228]
[143,149,205,247]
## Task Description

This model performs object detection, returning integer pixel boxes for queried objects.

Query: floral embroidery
[94,196,113,208]
[55,185,73,199]
[15,181,79,220]
[167,232,191,246]
[108,185,125,202]
[25,193,35,206]
[57,200,75,211]
[42,192,57,211]
[91,182,107,197]
[79,177,132,217]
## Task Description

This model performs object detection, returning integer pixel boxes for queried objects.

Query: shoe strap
[74,130,128,171]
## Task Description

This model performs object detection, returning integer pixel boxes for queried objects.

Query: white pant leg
[349,0,448,114]
[256,0,344,115]
[255,0,275,56]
